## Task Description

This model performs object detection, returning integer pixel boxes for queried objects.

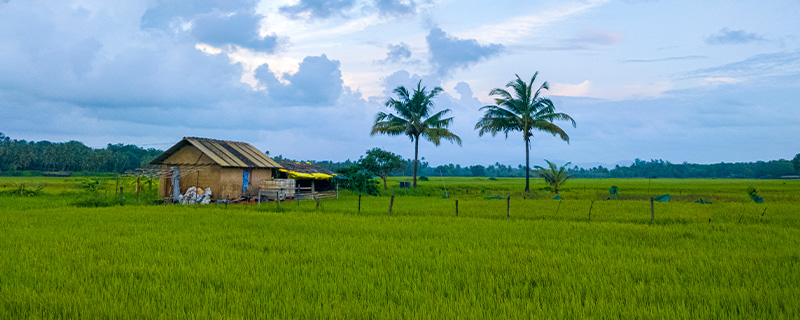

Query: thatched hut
[150,137,281,201]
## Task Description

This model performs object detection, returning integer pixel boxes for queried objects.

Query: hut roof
[150,137,281,168]
[278,161,335,175]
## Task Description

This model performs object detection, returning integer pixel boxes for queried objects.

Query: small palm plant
[533,160,571,196]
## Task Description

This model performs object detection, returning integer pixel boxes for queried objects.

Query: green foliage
[418,176,429,181]
[533,160,572,195]
[0,132,162,174]
[336,165,379,196]
[371,81,462,187]
[748,186,764,203]
[81,178,102,192]
[475,72,575,192]
[793,153,800,172]
[360,148,405,190]
[0,183,43,197]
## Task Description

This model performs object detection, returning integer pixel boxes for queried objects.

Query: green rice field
[1,176,799,318]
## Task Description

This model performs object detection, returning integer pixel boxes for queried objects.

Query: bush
[336,165,379,196]
[418,176,429,181]
[0,184,43,197]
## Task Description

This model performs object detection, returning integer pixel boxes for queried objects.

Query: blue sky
[1,0,799,167]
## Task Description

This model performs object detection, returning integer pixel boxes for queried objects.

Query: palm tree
[475,72,575,192]
[371,81,462,188]
[534,160,571,195]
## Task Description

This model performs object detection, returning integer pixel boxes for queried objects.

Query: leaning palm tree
[371,81,462,188]
[475,72,575,192]
[534,160,571,196]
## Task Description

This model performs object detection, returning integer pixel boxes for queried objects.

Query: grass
[0,176,799,318]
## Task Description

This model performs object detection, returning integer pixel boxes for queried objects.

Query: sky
[1,0,799,168]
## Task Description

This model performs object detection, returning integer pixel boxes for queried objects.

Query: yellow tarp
[279,169,335,180]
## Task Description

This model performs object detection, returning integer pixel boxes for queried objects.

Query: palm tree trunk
[413,136,419,188]
[525,138,530,192]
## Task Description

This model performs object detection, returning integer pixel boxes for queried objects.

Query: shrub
[336,165,380,196]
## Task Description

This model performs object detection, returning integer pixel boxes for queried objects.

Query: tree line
[0,133,162,175]
[572,158,798,179]
[2,131,796,180]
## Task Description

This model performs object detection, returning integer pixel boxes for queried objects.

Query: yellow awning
[279,169,334,180]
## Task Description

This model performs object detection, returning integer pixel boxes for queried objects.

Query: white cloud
[550,80,591,97]
[703,77,743,86]
[458,0,610,44]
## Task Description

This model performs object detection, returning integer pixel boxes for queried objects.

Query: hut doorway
[242,169,252,193]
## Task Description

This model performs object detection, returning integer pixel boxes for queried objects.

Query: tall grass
[0,177,798,318]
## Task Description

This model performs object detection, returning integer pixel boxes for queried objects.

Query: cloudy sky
[1,0,799,167]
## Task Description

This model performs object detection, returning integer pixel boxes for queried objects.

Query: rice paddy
[1,176,798,318]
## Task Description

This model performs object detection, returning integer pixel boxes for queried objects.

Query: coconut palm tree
[475,72,575,192]
[371,81,462,188]
[534,160,571,196]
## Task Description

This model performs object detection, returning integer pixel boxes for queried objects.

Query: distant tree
[336,164,379,195]
[360,148,405,190]
[793,153,800,173]
[469,164,486,177]
[534,160,572,196]
[475,72,575,192]
[371,81,462,188]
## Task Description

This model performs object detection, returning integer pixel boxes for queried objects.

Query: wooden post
[650,197,655,222]
[553,200,562,219]
[115,177,119,196]
[276,191,281,209]
[389,195,395,214]
[506,196,510,218]
[258,190,261,206]
[760,207,767,222]
[136,176,140,202]
[358,194,362,213]
[315,196,320,211]
[455,199,459,216]
[297,183,301,206]
[588,200,595,222]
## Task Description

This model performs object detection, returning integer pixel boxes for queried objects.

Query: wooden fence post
[553,200,562,219]
[760,207,767,222]
[455,199,459,216]
[389,195,395,214]
[276,191,281,209]
[588,200,595,222]
[358,194,362,213]
[506,196,510,218]
[315,196,320,211]
[650,197,655,222]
